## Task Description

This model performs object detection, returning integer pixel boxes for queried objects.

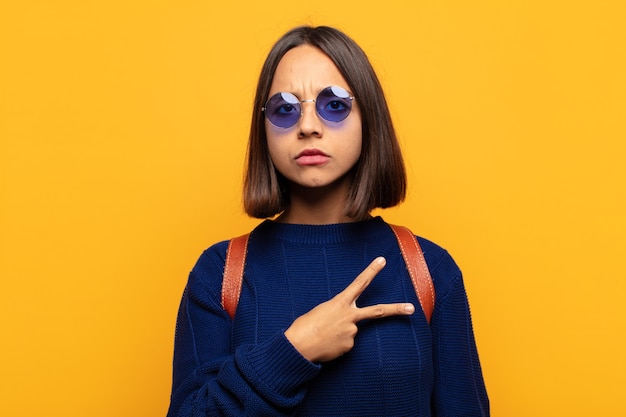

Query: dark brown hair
[244,26,406,219]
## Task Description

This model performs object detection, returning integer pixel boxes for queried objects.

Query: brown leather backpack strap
[389,224,436,324]
[221,233,250,319]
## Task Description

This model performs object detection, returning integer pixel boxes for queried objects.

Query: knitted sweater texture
[167,217,489,416]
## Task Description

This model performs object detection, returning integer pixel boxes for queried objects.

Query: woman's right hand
[284,257,415,363]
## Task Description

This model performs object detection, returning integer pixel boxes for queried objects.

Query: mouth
[295,148,330,166]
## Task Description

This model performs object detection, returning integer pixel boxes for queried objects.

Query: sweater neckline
[254,216,389,245]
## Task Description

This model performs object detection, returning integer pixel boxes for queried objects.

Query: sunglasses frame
[262,86,355,128]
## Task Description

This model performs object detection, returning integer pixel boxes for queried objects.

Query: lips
[295,148,330,166]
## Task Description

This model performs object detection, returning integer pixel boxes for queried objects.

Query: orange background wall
[1,1,624,416]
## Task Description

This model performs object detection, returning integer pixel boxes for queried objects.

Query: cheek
[266,123,287,161]
[334,126,362,171]
[349,135,363,166]
[266,139,290,176]
[346,117,363,163]
[266,140,281,167]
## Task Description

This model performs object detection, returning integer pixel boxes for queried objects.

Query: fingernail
[376,257,386,265]
[405,304,415,313]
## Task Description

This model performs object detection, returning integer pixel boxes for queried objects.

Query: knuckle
[372,305,386,318]
[354,278,367,291]
[343,338,355,351]
[343,324,358,340]
[367,262,381,273]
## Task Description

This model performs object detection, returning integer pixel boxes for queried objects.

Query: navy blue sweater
[167,217,489,416]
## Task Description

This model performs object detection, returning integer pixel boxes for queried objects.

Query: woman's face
[265,44,362,191]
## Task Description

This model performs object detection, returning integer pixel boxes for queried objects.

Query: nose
[298,100,323,138]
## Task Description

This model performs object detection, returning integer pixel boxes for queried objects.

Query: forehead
[270,44,349,93]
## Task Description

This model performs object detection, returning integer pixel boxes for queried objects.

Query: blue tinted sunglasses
[262,86,355,128]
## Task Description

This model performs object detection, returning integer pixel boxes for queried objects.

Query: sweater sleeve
[427,247,490,417]
[167,245,321,417]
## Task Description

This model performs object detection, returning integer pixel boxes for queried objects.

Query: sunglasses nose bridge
[298,98,318,116]
[297,98,324,132]
[299,98,316,112]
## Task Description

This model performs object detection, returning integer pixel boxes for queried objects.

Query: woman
[167,25,489,416]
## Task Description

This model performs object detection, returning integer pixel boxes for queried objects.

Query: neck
[277,181,367,225]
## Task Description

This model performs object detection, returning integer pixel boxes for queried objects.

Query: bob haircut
[244,26,406,220]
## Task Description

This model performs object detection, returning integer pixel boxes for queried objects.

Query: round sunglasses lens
[264,92,300,128]
[316,86,353,123]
